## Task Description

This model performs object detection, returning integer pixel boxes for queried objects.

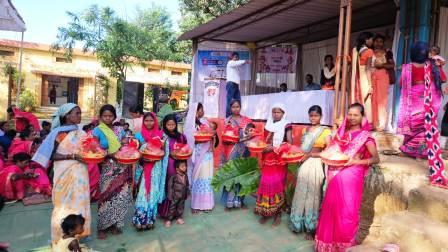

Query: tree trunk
[7,69,13,107]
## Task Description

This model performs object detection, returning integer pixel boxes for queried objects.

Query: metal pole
[16,31,24,105]
[339,0,352,121]
[332,2,345,129]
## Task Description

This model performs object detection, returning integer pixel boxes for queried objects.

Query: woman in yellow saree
[32,103,91,246]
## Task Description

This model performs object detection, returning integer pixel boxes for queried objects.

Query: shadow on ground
[0,193,313,252]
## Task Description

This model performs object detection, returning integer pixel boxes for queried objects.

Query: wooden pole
[332,3,345,129]
[339,0,352,121]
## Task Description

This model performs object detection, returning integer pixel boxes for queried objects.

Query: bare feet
[176,218,185,225]
[0,242,10,249]
[259,217,269,224]
[110,226,122,235]
[97,230,107,240]
[304,233,315,240]
[272,214,281,227]
[164,221,172,228]
[191,209,199,215]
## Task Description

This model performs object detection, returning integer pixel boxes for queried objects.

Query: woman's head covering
[410,41,429,64]
[141,112,162,141]
[51,103,78,130]
[265,103,289,147]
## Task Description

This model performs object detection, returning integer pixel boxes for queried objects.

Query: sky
[1,0,181,45]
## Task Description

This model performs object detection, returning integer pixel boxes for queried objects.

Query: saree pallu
[398,84,427,158]
[88,163,100,201]
[97,158,132,231]
[51,130,91,244]
[315,165,368,252]
[371,68,390,130]
[359,65,373,122]
[191,142,214,211]
[290,157,325,233]
[254,151,287,217]
[133,160,165,226]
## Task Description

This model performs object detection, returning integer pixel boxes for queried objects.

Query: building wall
[0,42,190,119]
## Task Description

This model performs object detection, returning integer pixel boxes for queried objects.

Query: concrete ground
[0,193,313,252]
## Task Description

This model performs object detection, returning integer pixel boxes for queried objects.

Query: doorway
[42,75,80,106]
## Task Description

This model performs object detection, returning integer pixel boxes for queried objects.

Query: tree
[180,0,249,18]
[52,5,171,105]
[177,0,249,63]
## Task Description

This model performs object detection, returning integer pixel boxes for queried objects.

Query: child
[241,123,256,142]
[0,153,35,201]
[429,46,446,67]
[53,214,85,252]
[166,160,189,227]
[123,122,133,136]
[40,121,51,139]
[209,121,220,148]
[159,114,188,226]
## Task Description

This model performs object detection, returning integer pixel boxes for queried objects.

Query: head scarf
[51,103,78,129]
[32,103,79,168]
[264,103,289,147]
[141,112,162,141]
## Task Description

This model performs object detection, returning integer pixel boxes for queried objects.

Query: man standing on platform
[304,74,321,91]
[226,52,251,117]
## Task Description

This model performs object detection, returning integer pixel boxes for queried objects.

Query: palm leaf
[211,157,260,196]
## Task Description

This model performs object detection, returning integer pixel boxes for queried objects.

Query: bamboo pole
[332,3,345,129]
[339,0,352,121]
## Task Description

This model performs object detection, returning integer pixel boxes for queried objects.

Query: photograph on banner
[198,50,251,118]
[257,47,297,73]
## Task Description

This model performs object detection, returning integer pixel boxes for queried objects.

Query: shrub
[19,89,38,112]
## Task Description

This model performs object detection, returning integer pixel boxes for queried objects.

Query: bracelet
[367,159,370,166]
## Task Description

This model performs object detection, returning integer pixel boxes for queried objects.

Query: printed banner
[257,47,297,73]
[197,50,251,80]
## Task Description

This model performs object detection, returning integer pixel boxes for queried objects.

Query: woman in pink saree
[397,41,446,185]
[315,103,380,252]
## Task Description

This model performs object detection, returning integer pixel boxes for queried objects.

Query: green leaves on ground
[211,157,260,196]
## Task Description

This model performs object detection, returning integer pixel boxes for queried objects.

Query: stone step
[378,211,448,252]
[371,132,403,152]
[358,155,430,243]
[408,185,448,223]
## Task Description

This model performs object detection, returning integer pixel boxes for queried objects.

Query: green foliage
[177,0,249,63]
[52,5,175,104]
[94,74,111,113]
[18,89,37,112]
[211,157,260,196]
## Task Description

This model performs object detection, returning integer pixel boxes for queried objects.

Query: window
[55,57,72,63]
[148,68,160,73]
[171,71,182,76]
[0,50,14,56]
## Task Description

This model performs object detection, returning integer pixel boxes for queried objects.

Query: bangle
[367,159,370,166]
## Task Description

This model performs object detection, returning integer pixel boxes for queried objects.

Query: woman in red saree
[315,103,379,252]
[397,41,447,185]
[8,129,35,161]
[255,103,292,226]
[7,107,40,133]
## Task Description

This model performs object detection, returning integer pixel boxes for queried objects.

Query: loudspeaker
[123,81,144,118]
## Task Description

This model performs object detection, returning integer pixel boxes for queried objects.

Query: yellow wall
[0,43,190,119]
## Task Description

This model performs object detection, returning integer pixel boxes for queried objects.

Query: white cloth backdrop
[240,90,334,125]
[437,7,448,147]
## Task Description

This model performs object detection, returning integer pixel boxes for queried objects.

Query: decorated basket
[321,157,348,167]
[281,153,305,163]
[222,134,239,144]
[247,142,268,153]
[116,155,141,165]
[194,133,214,142]
[172,151,192,160]
[140,150,165,162]
[82,155,105,164]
